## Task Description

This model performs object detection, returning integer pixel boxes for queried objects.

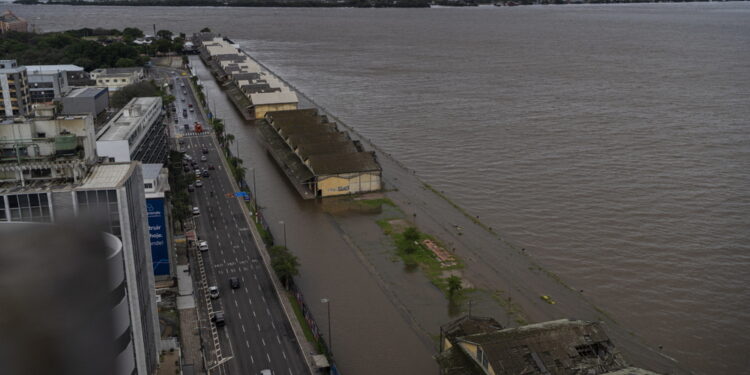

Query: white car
[192,207,200,215]
[195,180,203,187]
[198,240,208,251]
[208,286,219,299]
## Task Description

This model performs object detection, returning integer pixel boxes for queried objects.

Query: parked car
[198,240,208,251]
[195,169,201,177]
[192,207,200,215]
[209,286,220,299]
[187,184,194,192]
[229,277,240,289]
[211,311,225,326]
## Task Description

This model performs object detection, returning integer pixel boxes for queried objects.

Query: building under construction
[258,109,381,199]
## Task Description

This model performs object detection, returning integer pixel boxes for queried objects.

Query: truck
[194,122,203,133]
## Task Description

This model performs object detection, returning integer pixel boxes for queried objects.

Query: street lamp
[249,168,258,217]
[279,220,287,248]
[321,298,332,356]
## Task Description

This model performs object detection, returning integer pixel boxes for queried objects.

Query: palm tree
[224,133,235,153]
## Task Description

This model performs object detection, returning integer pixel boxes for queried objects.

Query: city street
[173,75,308,375]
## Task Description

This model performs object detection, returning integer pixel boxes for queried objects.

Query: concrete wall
[254,102,297,119]
[317,171,381,197]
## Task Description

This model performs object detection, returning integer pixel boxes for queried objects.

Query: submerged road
[174,75,308,375]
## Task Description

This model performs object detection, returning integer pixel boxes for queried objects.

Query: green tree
[122,27,144,40]
[110,81,160,108]
[154,39,172,54]
[200,27,212,33]
[403,227,420,242]
[156,29,173,40]
[224,133,235,150]
[447,276,463,299]
[115,57,136,67]
[269,246,299,289]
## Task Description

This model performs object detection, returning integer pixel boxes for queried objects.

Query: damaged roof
[308,152,381,175]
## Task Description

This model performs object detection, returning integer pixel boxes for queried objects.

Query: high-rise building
[0,60,31,118]
[96,96,167,165]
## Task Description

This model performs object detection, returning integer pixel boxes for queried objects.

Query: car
[260,370,272,375]
[192,207,200,215]
[194,169,201,177]
[200,155,207,162]
[181,97,185,102]
[195,180,203,187]
[183,166,190,173]
[188,103,193,108]
[189,107,194,112]
[184,124,189,131]
[208,164,215,170]
[174,118,178,124]
[211,311,225,326]
[181,82,185,87]
[183,154,192,161]
[198,240,208,251]
[178,139,185,145]
[202,170,210,178]
[208,286,220,299]
[229,277,240,289]
[187,184,194,192]
[202,148,209,154]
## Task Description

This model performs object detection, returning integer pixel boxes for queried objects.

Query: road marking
[267,353,271,363]
[250,355,254,364]
[257,285,261,291]
[262,296,266,303]
[276,335,281,344]
[253,310,256,318]
[238,312,242,320]
[266,308,271,316]
[245,340,250,348]
[288,368,293,375]
[244,287,249,293]
[241,324,246,333]
[271,321,275,330]
[234,300,238,307]
[282,351,287,360]
[262,338,266,346]
[257,323,261,332]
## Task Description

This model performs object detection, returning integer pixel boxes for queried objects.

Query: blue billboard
[146,197,170,276]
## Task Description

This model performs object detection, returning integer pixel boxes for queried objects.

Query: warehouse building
[260,109,381,198]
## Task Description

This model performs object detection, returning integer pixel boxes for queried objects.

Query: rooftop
[308,152,381,175]
[66,87,108,98]
[141,163,162,181]
[98,97,161,142]
[249,90,298,106]
[78,163,135,190]
[25,65,84,74]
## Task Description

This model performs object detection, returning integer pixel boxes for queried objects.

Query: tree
[110,81,160,108]
[122,27,144,40]
[156,29,173,40]
[269,246,299,289]
[403,227,420,242]
[447,276,463,299]
[154,39,172,54]
[200,27,212,33]
[115,57,135,67]
[224,133,235,150]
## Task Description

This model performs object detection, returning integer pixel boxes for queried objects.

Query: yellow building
[259,109,382,199]
[249,91,298,119]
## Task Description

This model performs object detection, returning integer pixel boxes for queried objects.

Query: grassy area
[356,197,396,208]
[491,289,529,326]
[377,218,465,300]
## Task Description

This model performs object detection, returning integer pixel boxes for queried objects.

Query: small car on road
[200,155,207,162]
[198,240,208,251]
[187,184,194,192]
[202,148,209,154]
[208,164,215,170]
[208,286,220,299]
[192,207,200,215]
[229,277,240,289]
[202,170,210,178]
[195,180,203,187]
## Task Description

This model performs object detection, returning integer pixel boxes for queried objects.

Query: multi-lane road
[170,75,308,375]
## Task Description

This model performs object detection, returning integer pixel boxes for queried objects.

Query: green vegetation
[269,246,300,289]
[0,27,184,71]
[166,150,194,229]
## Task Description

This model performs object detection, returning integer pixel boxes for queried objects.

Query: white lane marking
[241,325,246,333]
[244,287,249,293]
[234,300,238,307]
[246,340,250,348]
[288,368,293,375]
[257,285,261,291]
[253,310,257,318]
[262,296,266,303]
[266,308,271,316]
[238,312,242,320]
[248,297,252,305]
[266,353,271,363]
[250,355,254,364]
[282,351,287,360]
[271,321,276,330]
[257,323,260,332]
[254,274,258,280]
[262,338,266,346]
[276,335,281,344]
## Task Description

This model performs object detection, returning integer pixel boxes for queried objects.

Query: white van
[198,241,208,251]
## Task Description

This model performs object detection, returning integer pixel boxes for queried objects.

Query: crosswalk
[180,131,212,137]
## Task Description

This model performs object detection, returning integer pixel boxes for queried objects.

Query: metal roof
[25,65,84,74]
[249,91,298,106]
[78,163,135,189]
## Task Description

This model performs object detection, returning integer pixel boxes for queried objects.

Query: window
[477,347,487,368]
[5,193,51,222]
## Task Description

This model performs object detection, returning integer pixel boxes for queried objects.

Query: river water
[9,3,750,374]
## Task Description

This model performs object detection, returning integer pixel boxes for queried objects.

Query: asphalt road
[172,75,308,375]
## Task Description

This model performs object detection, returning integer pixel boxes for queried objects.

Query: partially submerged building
[437,316,661,375]
[259,109,381,198]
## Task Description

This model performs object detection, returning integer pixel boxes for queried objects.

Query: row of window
[0,193,52,222]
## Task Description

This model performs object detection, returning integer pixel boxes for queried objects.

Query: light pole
[250,168,258,219]
[321,298,332,356]
[279,220,287,248]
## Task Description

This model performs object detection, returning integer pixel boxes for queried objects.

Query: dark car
[183,166,190,173]
[229,277,240,289]
[184,124,189,131]
[174,118,178,124]
[202,148,209,154]
[187,184,194,192]
[211,311,225,327]
[208,164,215,170]
[202,170,210,178]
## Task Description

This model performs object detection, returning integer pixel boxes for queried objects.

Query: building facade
[96,97,166,165]
[142,163,172,279]
[62,87,110,118]
[90,67,144,91]
[0,163,160,375]
[0,10,28,34]
[25,65,80,103]
[0,60,31,118]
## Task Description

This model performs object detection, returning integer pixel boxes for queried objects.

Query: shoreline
[216,38,695,374]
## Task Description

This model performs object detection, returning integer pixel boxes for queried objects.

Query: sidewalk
[175,228,205,374]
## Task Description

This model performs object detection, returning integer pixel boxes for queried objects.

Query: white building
[0,162,160,375]
[96,97,166,164]
[90,67,145,91]
[25,64,82,103]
